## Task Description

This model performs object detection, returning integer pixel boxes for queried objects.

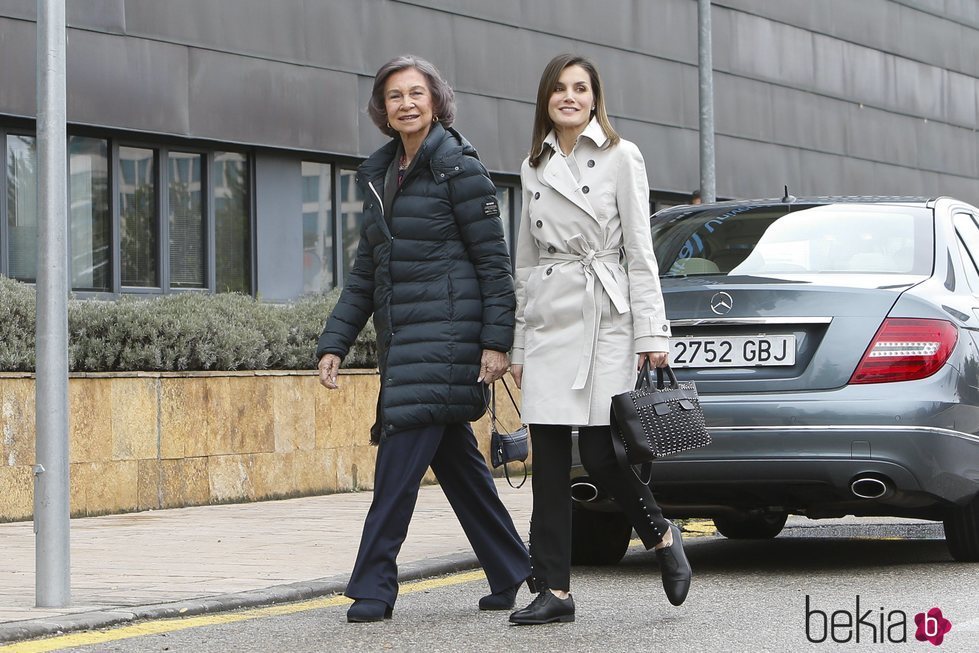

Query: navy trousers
[344,422,531,608]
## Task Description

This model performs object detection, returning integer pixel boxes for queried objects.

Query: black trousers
[528,424,671,592]
[344,422,531,608]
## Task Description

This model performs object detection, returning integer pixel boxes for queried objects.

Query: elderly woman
[316,55,530,623]
[508,54,692,625]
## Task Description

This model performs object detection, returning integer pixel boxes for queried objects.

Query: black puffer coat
[316,123,515,442]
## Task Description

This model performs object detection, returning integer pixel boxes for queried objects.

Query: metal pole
[698,0,717,202]
[35,0,70,608]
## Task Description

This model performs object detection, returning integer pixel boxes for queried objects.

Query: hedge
[0,275,377,372]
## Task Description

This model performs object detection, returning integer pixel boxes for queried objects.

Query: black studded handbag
[610,361,710,484]
[486,378,529,489]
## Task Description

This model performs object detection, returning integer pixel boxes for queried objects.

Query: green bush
[0,277,377,372]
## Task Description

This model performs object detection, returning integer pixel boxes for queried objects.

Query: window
[168,152,205,289]
[301,161,334,293]
[954,213,979,293]
[652,204,933,278]
[1,128,253,296]
[6,134,37,282]
[339,168,364,283]
[213,152,251,294]
[69,136,110,291]
[119,146,158,287]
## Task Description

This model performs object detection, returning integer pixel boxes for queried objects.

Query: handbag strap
[609,410,653,486]
[486,378,522,434]
[502,458,527,489]
[487,380,528,488]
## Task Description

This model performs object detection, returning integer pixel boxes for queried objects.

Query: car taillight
[848,318,958,384]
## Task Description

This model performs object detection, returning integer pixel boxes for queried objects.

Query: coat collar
[538,117,609,156]
[536,118,608,221]
[358,122,475,184]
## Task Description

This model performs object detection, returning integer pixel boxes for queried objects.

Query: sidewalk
[0,479,533,643]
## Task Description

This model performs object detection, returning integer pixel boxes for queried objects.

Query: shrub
[0,277,377,372]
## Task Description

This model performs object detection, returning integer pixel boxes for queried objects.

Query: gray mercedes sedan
[570,196,979,565]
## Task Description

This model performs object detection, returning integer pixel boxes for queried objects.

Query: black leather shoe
[479,582,520,610]
[655,522,692,606]
[346,599,393,622]
[509,590,575,625]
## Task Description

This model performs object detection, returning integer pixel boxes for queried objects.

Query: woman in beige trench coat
[508,54,692,625]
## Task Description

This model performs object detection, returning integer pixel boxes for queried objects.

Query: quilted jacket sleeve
[448,156,516,353]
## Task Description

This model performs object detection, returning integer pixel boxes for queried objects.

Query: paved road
[15,520,979,653]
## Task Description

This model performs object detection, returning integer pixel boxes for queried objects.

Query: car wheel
[713,512,788,539]
[570,505,633,566]
[944,496,979,561]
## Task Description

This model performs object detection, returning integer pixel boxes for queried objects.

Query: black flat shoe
[346,599,393,623]
[509,590,575,625]
[479,582,520,610]
[655,522,692,606]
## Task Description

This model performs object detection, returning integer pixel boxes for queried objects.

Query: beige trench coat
[512,119,670,426]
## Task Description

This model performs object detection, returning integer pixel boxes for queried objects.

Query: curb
[0,550,483,644]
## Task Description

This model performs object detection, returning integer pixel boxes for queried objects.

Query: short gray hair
[367,55,456,137]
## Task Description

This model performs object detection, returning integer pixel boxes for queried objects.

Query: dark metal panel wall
[187,48,360,153]
[67,30,190,135]
[0,0,977,201]
[122,0,309,63]
[0,17,37,118]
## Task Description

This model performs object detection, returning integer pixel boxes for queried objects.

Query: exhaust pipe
[571,481,601,503]
[850,476,892,500]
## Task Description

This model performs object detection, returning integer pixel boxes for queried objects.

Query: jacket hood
[357,122,478,183]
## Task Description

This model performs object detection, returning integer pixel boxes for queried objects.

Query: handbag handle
[635,359,680,391]
[486,377,523,433]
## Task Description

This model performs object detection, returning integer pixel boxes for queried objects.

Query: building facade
[1,0,978,301]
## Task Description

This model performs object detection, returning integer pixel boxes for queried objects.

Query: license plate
[671,335,796,368]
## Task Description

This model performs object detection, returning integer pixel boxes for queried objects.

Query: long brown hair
[528,54,619,167]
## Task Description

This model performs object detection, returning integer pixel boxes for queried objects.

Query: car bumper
[572,422,979,518]
[651,424,979,510]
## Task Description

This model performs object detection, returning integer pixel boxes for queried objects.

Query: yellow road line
[1,571,488,653]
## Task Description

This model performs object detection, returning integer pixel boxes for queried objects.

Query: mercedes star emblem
[710,291,733,315]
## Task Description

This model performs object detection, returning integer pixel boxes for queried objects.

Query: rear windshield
[651,204,934,277]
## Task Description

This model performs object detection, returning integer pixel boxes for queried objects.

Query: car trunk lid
[662,275,923,392]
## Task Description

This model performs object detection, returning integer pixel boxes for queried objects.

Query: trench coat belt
[539,236,630,390]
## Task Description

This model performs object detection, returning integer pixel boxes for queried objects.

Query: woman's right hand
[510,364,523,389]
[318,354,342,389]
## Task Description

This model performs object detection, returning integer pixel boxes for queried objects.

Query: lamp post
[698,0,716,202]
[34,0,71,608]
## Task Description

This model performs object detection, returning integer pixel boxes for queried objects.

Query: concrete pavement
[0,479,533,643]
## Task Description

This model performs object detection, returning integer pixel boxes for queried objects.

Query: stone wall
[0,370,524,522]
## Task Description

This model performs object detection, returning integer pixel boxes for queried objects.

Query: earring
[433,115,439,122]
[386,122,392,129]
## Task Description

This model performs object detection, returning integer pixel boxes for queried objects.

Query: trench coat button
[662,325,669,332]
[454,166,459,171]
[547,245,556,254]
[536,220,543,228]
[440,172,445,178]
[534,192,540,200]
[546,267,553,275]
[587,159,595,168]
[582,186,590,194]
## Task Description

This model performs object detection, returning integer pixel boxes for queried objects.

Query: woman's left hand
[638,351,669,370]
[479,349,510,384]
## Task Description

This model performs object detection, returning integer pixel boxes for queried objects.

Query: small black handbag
[487,378,529,488]
[610,361,710,483]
